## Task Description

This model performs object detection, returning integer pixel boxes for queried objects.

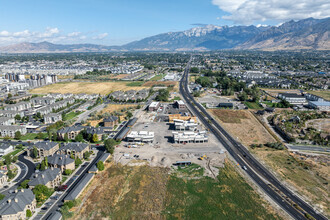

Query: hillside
[0,17,329,53]
[237,18,330,50]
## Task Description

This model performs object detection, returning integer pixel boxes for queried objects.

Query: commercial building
[278,93,307,104]
[148,102,160,111]
[174,100,186,110]
[173,119,197,131]
[172,131,208,143]
[28,168,62,189]
[0,189,36,220]
[126,131,154,143]
[168,114,197,123]
[308,101,330,111]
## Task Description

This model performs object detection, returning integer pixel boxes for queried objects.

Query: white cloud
[212,0,330,24]
[93,33,108,40]
[0,28,109,46]
[67,31,81,37]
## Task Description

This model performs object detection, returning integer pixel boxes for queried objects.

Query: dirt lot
[87,104,137,126]
[209,109,277,146]
[306,118,330,133]
[114,111,226,177]
[30,81,149,95]
[100,104,137,115]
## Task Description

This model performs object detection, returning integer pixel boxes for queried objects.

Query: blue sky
[0,0,329,46]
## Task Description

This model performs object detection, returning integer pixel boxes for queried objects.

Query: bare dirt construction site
[114,111,226,178]
[208,109,276,145]
[306,118,330,133]
[209,109,330,217]
[30,81,149,95]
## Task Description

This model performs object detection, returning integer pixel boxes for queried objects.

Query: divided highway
[180,59,327,220]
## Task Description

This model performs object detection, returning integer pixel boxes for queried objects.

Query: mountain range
[0,17,329,53]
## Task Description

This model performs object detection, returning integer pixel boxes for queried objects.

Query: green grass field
[244,101,263,109]
[126,81,145,86]
[63,111,82,121]
[150,74,165,81]
[20,133,48,140]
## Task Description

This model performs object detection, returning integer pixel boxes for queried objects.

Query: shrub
[26,209,32,218]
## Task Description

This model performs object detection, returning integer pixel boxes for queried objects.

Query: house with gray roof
[27,141,59,158]
[0,143,14,156]
[103,116,118,127]
[30,97,55,106]
[0,171,8,188]
[4,102,31,111]
[47,154,75,172]
[0,189,36,220]
[85,127,105,140]
[0,117,15,126]
[0,125,27,138]
[57,126,85,140]
[44,113,62,124]
[0,110,25,118]
[58,143,90,159]
[28,167,62,189]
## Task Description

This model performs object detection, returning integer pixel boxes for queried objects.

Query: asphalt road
[74,103,106,124]
[180,58,326,220]
[1,152,36,195]
[287,144,330,153]
[42,149,105,220]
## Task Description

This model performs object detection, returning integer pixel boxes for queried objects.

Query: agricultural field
[72,162,281,220]
[30,81,149,95]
